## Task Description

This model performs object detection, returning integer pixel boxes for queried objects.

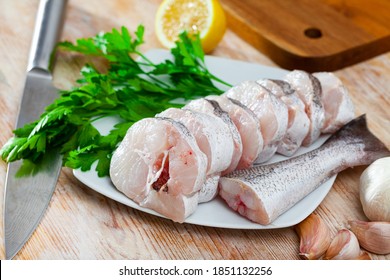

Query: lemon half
[155,0,227,53]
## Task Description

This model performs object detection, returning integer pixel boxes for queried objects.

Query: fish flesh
[157,108,233,175]
[225,80,288,163]
[257,79,310,156]
[219,115,390,225]
[110,117,208,222]
[157,107,234,202]
[183,98,243,174]
[284,70,325,146]
[313,72,355,134]
[205,95,263,169]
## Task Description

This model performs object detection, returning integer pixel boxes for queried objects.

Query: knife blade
[4,0,67,260]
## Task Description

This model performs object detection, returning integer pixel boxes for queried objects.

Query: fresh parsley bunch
[0,25,230,177]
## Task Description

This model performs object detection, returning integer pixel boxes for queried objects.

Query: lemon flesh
[155,0,227,53]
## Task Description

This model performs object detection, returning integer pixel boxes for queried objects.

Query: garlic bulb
[359,157,390,222]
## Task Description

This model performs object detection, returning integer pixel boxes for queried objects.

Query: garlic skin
[324,229,360,260]
[356,251,371,260]
[295,213,331,260]
[348,220,390,255]
[360,157,390,222]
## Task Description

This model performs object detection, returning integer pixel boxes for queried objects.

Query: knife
[3,0,67,259]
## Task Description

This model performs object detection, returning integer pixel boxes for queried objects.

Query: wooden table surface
[0,0,389,260]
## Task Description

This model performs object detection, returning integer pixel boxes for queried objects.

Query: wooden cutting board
[220,0,390,71]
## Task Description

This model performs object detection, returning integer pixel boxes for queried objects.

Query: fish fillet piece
[141,191,199,223]
[198,173,220,203]
[157,108,233,174]
[206,95,263,169]
[313,72,355,134]
[110,117,208,223]
[257,79,310,156]
[219,115,390,225]
[284,70,325,146]
[157,108,234,202]
[183,98,243,174]
[225,80,288,163]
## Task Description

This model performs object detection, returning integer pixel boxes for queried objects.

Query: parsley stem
[207,72,232,88]
[135,51,157,67]
[144,73,172,89]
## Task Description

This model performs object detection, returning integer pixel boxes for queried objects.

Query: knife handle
[27,0,68,73]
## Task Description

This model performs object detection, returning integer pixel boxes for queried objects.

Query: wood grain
[0,0,389,260]
[220,0,390,71]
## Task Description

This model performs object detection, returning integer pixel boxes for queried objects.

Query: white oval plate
[73,50,335,229]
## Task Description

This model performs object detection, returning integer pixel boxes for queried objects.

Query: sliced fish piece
[219,115,390,225]
[257,79,310,156]
[225,80,288,163]
[198,173,220,203]
[284,70,325,146]
[141,191,199,224]
[313,72,355,134]
[183,98,243,174]
[110,117,208,222]
[157,108,233,203]
[157,108,233,175]
[206,95,263,169]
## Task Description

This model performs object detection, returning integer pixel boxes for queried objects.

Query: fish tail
[326,114,390,165]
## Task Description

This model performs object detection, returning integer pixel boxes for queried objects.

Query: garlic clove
[324,229,360,260]
[294,213,331,260]
[348,220,390,255]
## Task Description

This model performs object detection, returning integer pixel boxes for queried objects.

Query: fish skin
[313,72,355,134]
[285,70,325,146]
[257,79,310,157]
[157,108,233,175]
[225,80,289,163]
[206,95,264,170]
[198,173,220,203]
[219,115,390,225]
[184,98,243,174]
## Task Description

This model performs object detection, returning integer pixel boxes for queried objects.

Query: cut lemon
[155,0,227,53]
